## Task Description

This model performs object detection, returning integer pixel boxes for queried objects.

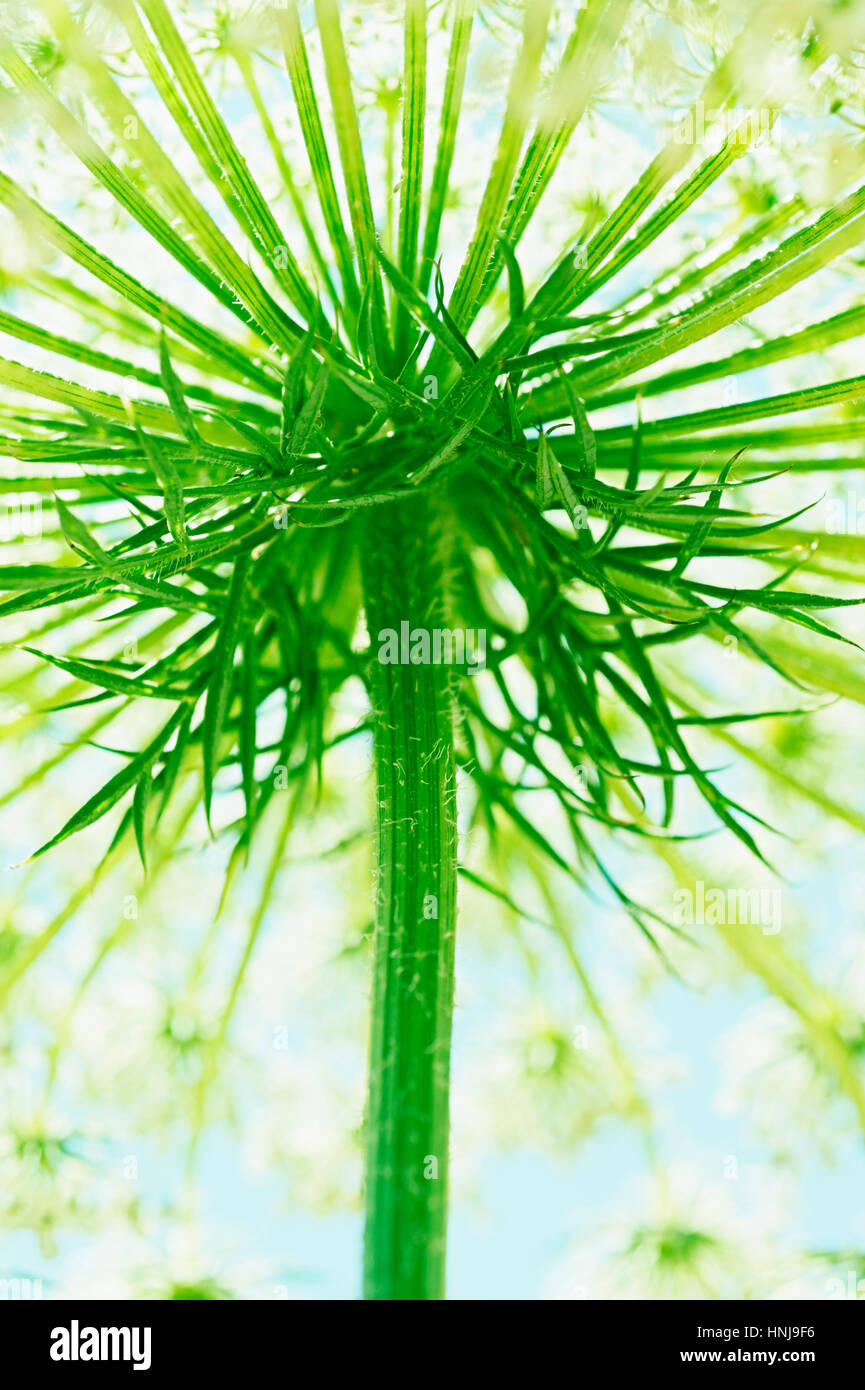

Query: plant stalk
[360,495,458,1301]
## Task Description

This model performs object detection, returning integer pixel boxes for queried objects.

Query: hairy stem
[360,495,458,1301]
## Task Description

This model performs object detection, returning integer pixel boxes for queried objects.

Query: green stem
[360,495,458,1301]
[235,53,342,313]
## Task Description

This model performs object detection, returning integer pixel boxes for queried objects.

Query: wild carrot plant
[1,0,865,1299]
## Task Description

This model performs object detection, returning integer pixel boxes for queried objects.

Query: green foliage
[1,0,865,1298]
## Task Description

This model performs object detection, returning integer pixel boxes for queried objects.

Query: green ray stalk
[360,495,458,1301]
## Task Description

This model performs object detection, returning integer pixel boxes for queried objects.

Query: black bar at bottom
[4,1295,863,1374]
